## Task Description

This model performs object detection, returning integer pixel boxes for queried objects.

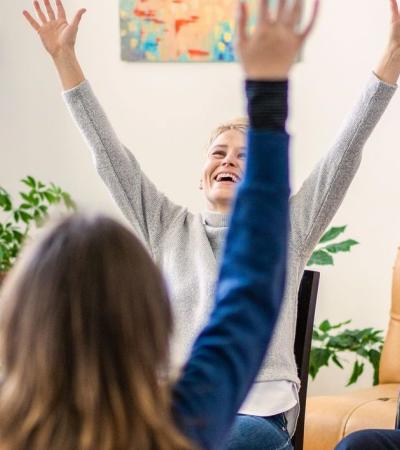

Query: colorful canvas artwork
[120,0,265,62]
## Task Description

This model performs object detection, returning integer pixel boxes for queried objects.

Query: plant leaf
[319,320,332,332]
[0,188,13,211]
[309,348,332,379]
[347,360,364,386]
[312,329,325,341]
[19,203,32,210]
[20,192,33,204]
[356,348,369,358]
[332,354,344,369]
[319,226,347,244]
[43,191,56,204]
[327,319,352,330]
[324,240,359,254]
[328,333,357,350]
[368,349,382,386]
[12,230,24,243]
[19,211,32,224]
[21,176,36,189]
[62,192,76,210]
[307,249,334,267]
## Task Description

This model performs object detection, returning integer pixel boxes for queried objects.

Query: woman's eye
[212,151,225,158]
[238,153,246,159]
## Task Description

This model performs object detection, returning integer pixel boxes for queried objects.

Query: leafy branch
[307,226,359,267]
[0,176,76,272]
[310,319,384,386]
[307,225,384,387]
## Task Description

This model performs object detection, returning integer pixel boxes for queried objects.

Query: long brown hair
[0,214,193,450]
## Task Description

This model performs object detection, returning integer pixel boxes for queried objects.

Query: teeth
[216,173,240,183]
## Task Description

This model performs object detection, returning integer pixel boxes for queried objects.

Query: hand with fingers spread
[23,0,86,58]
[23,0,86,90]
[236,0,319,80]
[376,0,400,85]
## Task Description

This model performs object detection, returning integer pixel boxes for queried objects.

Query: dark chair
[395,392,400,429]
[291,270,320,450]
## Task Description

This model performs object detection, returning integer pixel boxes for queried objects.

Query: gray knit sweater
[63,74,396,391]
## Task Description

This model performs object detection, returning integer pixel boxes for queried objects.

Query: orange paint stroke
[188,49,209,57]
[134,8,156,18]
[175,18,196,33]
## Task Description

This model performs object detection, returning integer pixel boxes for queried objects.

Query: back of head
[0,213,193,450]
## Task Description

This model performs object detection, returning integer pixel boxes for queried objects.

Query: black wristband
[246,80,289,131]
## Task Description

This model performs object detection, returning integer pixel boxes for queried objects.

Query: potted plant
[307,226,384,386]
[0,176,76,282]
[310,319,383,386]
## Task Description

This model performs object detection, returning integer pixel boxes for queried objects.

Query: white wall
[2,0,400,396]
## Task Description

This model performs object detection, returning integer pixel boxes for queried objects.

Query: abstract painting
[120,0,267,62]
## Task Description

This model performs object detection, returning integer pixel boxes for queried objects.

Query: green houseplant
[307,226,384,386]
[0,176,76,277]
[310,319,384,386]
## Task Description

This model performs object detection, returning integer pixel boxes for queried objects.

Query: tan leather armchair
[303,247,400,450]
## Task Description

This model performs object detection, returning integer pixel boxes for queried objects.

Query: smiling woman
[201,119,247,214]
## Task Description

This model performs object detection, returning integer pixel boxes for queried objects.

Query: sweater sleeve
[290,73,396,259]
[62,81,185,252]
[172,128,290,450]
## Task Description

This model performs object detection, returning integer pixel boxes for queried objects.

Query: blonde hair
[207,117,249,150]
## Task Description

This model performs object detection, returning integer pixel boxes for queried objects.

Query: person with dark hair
[2,1,318,449]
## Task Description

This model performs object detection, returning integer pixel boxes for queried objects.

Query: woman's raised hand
[23,0,86,89]
[375,0,400,84]
[236,0,320,80]
[387,0,400,57]
[23,0,86,59]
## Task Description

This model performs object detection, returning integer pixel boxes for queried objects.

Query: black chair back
[291,270,320,450]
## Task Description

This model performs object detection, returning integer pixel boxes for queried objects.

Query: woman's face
[201,129,246,213]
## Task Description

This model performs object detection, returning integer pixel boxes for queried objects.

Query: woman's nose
[222,155,237,166]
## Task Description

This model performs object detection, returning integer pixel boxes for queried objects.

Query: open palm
[390,0,400,51]
[23,0,85,57]
[236,0,319,80]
